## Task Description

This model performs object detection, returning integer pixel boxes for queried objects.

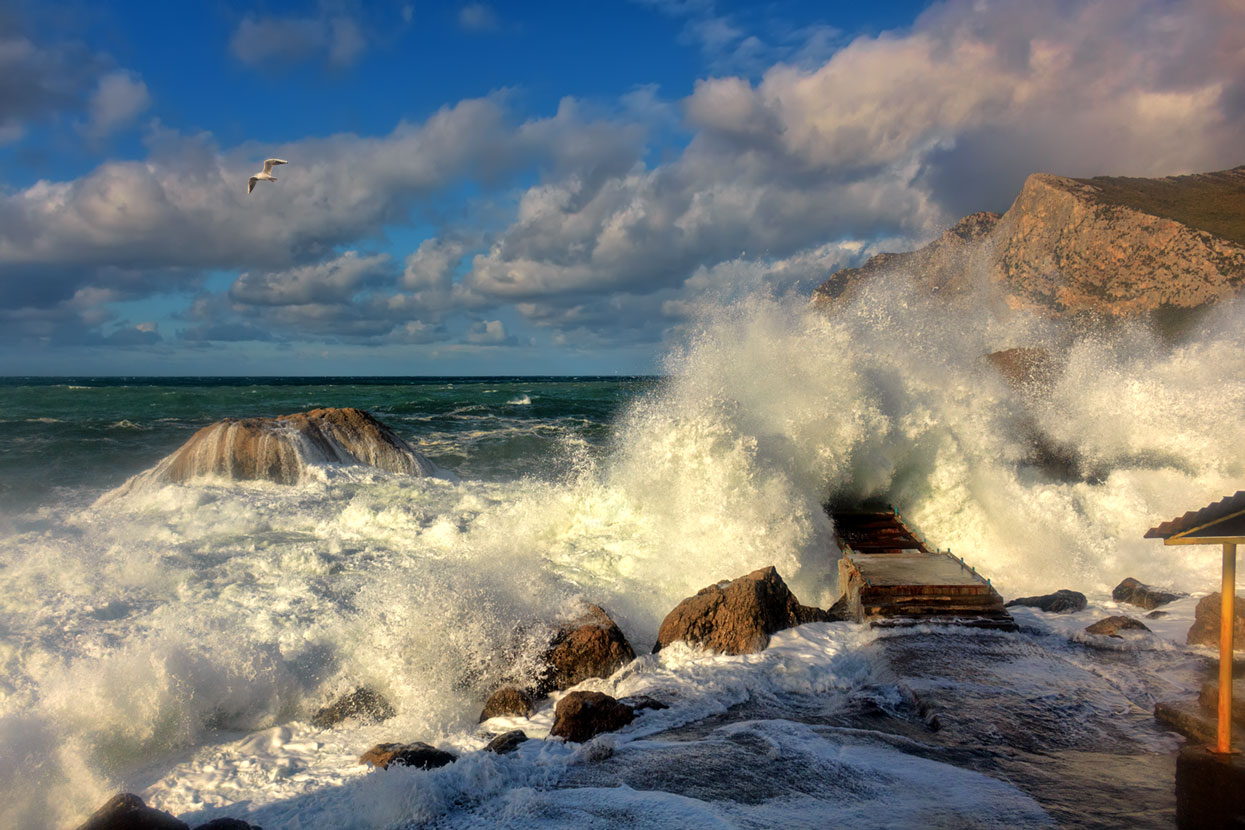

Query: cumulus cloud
[84,70,150,139]
[0,31,112,143]
[464,319,512,344]
[230,7,368,69]
[230,251,392,306]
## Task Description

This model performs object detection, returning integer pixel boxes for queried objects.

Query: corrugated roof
[1145,490,1245,539]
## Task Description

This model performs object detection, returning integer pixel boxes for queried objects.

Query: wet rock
[543,604,637,692]
[76,793,189,830]
[1112,577,1180,610]
[1085,616,1150,637]
[1004,589,1087,614]
[1187,592,1245,649]
[191,820,263,830]
[359,742,457,770]
[619,695,669,712]
[550,691,635,743]
[653,566,832,655]
[479,685,535,721]
[1198,679,1245,724]
[483,730,529,754]
[311,686,395,729]
[1146,610,1169,619]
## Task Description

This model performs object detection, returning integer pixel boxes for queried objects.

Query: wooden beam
[1163,536,1245,546]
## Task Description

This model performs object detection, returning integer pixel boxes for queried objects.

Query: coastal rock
[191,820,262,830]
[1186,592,1245,649]
[543,604,636,692]
[1146,610,1169,619]
[550,691,635,743]
[479,686,535,721]
[359,742,457,770]
[1198,679,1245,724]
[653,566,831,655]
[104,407,436,497]
[311,686,395,729]
[1005,589,1087,614]
[813,166,1245,324]
[483,730,529,754]
[1111,577,1179,610]
[1085,616,1150,637]
[619,695,669,712]
[76,793,188,830]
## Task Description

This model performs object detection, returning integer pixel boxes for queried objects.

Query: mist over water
[0,285,1240,827]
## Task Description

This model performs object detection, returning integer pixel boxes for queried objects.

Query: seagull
[248,158,287,194]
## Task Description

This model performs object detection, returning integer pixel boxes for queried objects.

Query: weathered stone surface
[1155,699,1217,745]
[76,793,189,830]
[311,686,395,729]
[550,691,635,743]
[359,742,457,770]
[479,686,535,721]
[652,566,831,655]
[1198,679,1245,725]
[543,604,636,692]
[1004,589,1087,614]
[104,408,436,499]
[814,166,1245,322]
[483,730,529,754]
[1187,592,1245,649]
[1085,615,1150,637]
[1112,577,1180,610]
[1176,744,1245,829]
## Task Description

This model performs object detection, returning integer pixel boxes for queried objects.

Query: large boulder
[479,686,535,721]
[359,742,457,770]
[543,604,636,692]
[653,566,831,655]
[311,686,395,729]
[1005,589,1087,614]
[1187,592,1245,649]
[550,691,635,743]
[76,793,188,830]
[1112,577,1179,610]
[103,408,436,499]
[1085,616,1150,638]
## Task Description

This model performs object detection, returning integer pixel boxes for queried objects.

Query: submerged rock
[311,686,395,729]
[1005,589,1087,614]
[479,686,535,721]
[1187,592,1245,649]
[550,691,635,743]
[619,695,669,712]
[653,566,832,655]
[75,793,188,830]
[359,742,457,770]
[483,730,529,754]
[1111,577,1179,610]
[1085,616,1150,637]
[103,407,436,499]
[543,604,636,692]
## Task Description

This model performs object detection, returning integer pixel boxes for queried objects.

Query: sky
[0,0,1242,376]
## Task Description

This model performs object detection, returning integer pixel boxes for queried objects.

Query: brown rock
[652,566,831,655]
[543,604,636,692]
[1004,589,1087,614]
[1112,577,1179,610]
[550,691,635,743]
[359,742,457,770]
[76,793,188,830]
[479,686,535,721]
[311,687,395,729]
[483,730,529,754]
[1187,592,1245,649]
[1085,615,1150,637]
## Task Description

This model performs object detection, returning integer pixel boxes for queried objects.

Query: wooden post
[1219,542,1237,754]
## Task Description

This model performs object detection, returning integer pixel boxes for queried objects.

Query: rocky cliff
[813,166,1245,320]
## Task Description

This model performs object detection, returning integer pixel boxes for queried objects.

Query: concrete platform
[1176,744,1245,829]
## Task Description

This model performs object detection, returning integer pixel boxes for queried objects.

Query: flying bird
[248,158,287,194]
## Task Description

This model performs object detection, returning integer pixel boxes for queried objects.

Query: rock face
[653,566,831,655]
[104,408,436,498]
[550,691,635,743]
[479,686,535,721]
[358,742,457,770]
[311,686,395,729]
[1085,616,1150,637]
[483,730,529,754]
[814,167,1245,321]
[1187,592,1245,649]
[1111,577,1179,611]
[543,604,636,692]
[76,793,188,830]
[1005,589,1087,614]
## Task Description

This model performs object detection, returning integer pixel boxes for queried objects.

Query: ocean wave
[507,395,532,406]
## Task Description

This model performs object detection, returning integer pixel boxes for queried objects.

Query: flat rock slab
[849,552,991,590]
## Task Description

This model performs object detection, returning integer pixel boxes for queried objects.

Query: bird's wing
[262,159,288,173]
[248,176,258,194]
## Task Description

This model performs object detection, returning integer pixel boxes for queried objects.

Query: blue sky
[1,0,1241,375]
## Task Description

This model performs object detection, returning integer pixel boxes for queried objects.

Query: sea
[2,289,1243,829]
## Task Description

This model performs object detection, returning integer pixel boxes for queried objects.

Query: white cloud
[230,8,368,69]
[230,251,392,306]
[458,3,500,32]
[85,70,150,139]
[465,319,510,343]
